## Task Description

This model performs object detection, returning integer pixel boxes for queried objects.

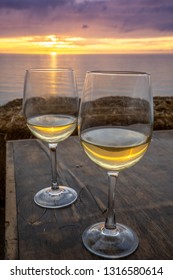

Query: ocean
[0,53,173,105]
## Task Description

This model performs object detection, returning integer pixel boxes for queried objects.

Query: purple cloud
[0,0,172,38]
[0,0,68,10]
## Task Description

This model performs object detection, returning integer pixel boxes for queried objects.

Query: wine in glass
[78,71,153,258]
[23,68,78,208]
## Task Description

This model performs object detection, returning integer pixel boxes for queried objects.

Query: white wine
[81,127,151,171]
[27,114,77,143]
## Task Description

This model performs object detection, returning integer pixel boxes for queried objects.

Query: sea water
[0,53,173,105]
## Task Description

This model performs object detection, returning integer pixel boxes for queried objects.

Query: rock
[0,97,173,142]
[153,97,173,130]
[0,99,32,140]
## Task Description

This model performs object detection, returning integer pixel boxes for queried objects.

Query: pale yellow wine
[27,114,77,143]
[81,127,151,171]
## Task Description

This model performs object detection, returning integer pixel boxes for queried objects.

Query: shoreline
[0,97,173,139]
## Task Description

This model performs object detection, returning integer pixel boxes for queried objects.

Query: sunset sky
[0,0,173,54]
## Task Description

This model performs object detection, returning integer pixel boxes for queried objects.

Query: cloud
[120,0,173,31]
[0,0,68,10]
[0,0,173,38]
[82,24,89,29]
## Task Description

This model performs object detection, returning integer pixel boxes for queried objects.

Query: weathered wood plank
[5,142,18,260]
[5,131,173,259]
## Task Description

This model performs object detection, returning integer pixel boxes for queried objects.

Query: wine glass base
[82,222,139,259]
[34,186,77,209]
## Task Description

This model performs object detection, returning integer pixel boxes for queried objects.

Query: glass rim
[25,68,74,73]
[86,70,150,76]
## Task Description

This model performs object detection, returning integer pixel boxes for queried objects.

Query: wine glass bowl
[78,71,153,258]
[23,68,78,208]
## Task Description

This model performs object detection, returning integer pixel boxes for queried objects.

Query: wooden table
[5,131,173,260]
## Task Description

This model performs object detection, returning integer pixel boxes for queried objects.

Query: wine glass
[23,68,78,208]
[78,71,153,258]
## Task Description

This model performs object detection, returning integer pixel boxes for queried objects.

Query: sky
[0,0,173,54]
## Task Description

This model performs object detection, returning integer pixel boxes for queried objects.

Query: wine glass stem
[49,143,60,190]
[105,171,119,230]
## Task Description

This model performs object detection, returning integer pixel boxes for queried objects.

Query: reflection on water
[0,53,173,105]
[50,53,57,69]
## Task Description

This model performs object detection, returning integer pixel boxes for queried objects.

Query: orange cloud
[0,35,173,54]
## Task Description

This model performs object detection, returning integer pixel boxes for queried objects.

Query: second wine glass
[78,71,153,258]
[23,68,78,208]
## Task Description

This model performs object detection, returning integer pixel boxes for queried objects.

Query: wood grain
[5,131,173,259]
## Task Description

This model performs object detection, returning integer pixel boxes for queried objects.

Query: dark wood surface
[5,131,173,260]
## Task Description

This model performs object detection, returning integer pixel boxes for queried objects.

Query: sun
[50,52,57,56]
